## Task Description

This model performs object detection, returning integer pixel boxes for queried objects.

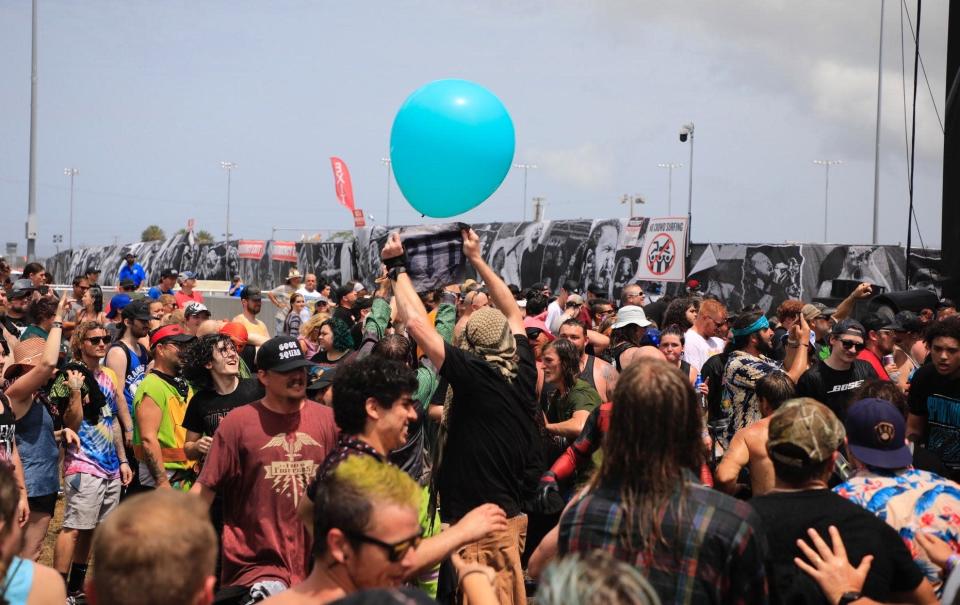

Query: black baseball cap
[160,268,179,279]
[119,278,136,290]
[84,267,101,275]
[831,318,866,337]
[860,313,897,334]
[890,310,922,333]
[256,336,315,373]
[121,299,153,322]
[240,286,262,301]
[10,279,35,299]
[124,252,136,259]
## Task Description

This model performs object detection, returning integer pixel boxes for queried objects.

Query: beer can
[882,354,895,366]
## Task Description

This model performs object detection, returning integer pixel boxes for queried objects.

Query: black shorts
[28,493,58,516]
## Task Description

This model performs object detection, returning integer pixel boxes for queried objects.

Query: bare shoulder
[742,420,770,453]
[28,564,66,604]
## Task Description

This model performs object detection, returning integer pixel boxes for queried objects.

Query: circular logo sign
[646,233,676,276]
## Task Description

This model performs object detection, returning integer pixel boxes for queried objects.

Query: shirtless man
[714,372,796,497]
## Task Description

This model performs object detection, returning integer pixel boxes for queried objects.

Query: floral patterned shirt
[835,468,960,589]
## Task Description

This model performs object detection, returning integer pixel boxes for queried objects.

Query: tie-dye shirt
[835,468,960,588]
[49,366,121,480]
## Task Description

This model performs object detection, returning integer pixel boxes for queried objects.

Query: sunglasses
[343,528,423,562]
[84,336,110,345]
[839,339,866,352]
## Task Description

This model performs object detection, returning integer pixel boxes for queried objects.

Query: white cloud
[527,142,614,189]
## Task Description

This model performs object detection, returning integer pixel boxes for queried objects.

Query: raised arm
[381,233,446,371]
[783,312,812,384]
[5,295,69,415]
[462,228,524,336]
[833,283,873,322]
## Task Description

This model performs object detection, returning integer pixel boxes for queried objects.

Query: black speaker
[866,289,941,320]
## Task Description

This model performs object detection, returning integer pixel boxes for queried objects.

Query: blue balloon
[390,79,515,218]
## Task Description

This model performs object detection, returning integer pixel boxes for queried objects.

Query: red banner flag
[270,241,298,263]
[330,157,356,213]
[237,240,266,260]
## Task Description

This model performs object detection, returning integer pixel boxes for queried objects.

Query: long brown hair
[543,338,580,391]
[590,358,704,553]
[0,463,22,602]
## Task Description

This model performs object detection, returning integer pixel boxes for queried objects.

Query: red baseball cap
[149,324,195,349]
[219,321,249,350]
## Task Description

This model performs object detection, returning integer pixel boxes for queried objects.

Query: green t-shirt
[132,373,194,472]
[547,378,601,424]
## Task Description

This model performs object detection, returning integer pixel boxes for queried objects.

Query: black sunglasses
[84,336,110,345]
[839,339,866,352]
[343,528,423,562]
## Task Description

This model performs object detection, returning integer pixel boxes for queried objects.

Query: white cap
[611,305,651,329]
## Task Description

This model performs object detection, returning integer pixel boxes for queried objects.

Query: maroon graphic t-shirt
[197,399,338,589]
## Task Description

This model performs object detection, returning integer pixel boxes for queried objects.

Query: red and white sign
[186,218,195,232]
[352,209,366,228]
[270,241,298,263]
[636,217,688,282]
[330,157,356,213]
[237,240,266,260]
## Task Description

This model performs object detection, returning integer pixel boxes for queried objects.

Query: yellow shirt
[232,313,270,339]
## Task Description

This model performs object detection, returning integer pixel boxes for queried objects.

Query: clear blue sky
[0,1,948,259]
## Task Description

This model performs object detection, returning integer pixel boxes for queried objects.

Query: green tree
[196,230,214,244]
[141,225,166,242]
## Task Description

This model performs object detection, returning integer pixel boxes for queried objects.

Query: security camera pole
[680,122,695,257]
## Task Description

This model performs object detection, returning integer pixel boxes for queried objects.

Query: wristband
[119,461,130,466]
[52,321,63,329]
[387,266,408,282]
[383,253,408,270]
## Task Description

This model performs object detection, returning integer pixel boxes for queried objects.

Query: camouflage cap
[767,398,845,467]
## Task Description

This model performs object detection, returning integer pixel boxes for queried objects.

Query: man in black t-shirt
[907,317,960,474]
[750,398,935,604]
[384,228,543,605]
[797,319,878,420]
[181,334,264,459]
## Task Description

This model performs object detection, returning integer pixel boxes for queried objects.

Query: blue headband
[732,315,769,338]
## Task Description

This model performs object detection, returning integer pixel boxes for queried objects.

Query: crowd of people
[0,238,958,604]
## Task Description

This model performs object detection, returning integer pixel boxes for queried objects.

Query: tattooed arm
[136,395,169,488]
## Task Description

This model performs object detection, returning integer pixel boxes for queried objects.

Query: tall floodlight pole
[514,163,537,221]
[620,194,645,218]
[26,0,39,261]
[381,157,392,226]
[220,161,237,243]
[872,0,885,244]
[657,162,683,214]
[679,123,695,257]
[813,160,843,242]
[64,168,79,251]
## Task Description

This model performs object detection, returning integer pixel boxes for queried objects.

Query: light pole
[679,123,695,257]
[26,0,39,261]
[64,168,79,251]
[657,162,683,214]
[514,163,538,221]
[220,161,237,244]
[381,157,392,226]
[813,160,843,242]
[532,196,547,222]
[872,0,885,244]
[620,194,645,218]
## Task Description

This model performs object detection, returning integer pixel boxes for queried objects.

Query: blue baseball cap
[106,294,132,320]
[845,398,912,469]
